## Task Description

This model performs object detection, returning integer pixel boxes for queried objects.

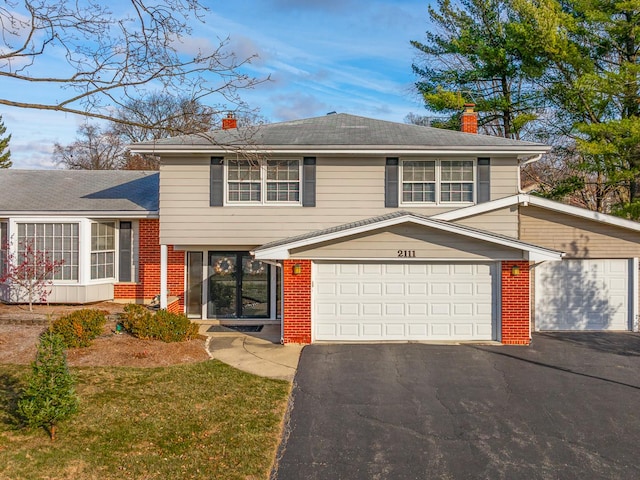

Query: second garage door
[535,259,632,331]
[314,261,496,341]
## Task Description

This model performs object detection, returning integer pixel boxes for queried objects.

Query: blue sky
[1,0,431,169]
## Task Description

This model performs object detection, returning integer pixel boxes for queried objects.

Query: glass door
[207,252,270,319]
[186,252,203,318]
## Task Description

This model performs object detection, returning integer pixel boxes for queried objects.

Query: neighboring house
[2,109,639,345]
[125,109,640,345]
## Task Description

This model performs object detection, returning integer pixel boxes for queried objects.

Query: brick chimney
[222,112,237,130]
[461,103,478,134]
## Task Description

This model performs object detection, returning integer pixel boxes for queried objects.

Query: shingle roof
[131,113,549,153]
[0,170,158,214]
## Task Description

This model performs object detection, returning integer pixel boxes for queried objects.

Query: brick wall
[501,260,530,345]
[282,259,312,344]
[114,219,185,310]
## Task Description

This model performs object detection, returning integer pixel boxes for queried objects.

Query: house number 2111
[397,250,416,258]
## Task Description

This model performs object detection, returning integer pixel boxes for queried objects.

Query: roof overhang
[252,213,563,262]
[0,211,159,219]
[130,145,551,157]
[433,194,640,232]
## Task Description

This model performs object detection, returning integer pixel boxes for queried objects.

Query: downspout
[517,154,542,194]
[251,257,284,344]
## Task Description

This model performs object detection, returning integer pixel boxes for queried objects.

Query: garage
[314,261,496,341]
[534,259,633,331]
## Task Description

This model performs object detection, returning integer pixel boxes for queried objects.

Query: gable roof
[433,194,640,233]
[131,113,550,156]
[0,170,159,217]
[253,210,563,261]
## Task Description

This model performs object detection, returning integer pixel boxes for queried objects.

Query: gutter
[517,154,542,194]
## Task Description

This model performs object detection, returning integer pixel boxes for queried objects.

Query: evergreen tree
[411,0,542,139]
[0,114,11,168]
[17,331,79,441]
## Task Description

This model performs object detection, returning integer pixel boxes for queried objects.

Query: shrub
[17,331,79,441]
[49,309,108,348]
[122,303,199,342]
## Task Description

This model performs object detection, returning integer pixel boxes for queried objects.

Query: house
[128,109,640,345]
[2,108,639,345]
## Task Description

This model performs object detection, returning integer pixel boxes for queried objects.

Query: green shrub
[49,309,107,348]
[18,331,79,440]
[122,303,199,342]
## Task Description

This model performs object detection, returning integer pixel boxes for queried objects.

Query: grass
[0,360,290,480]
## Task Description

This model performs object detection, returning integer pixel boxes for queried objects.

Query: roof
[253,210,563,261]
[0,170,159,217]
[131,113,550,156]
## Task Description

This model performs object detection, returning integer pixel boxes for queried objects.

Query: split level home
[2,108,640,345]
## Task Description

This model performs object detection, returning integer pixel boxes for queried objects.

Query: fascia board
[254,214,563,260]
[0,211,159,219]
[131,145,550,156]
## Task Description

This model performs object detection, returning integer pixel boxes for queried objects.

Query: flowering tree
[1,239,63,311]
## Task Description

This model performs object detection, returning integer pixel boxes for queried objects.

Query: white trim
[160,244,168,309]
[132,147,551,156]
[0,211,158,219]
[496,262,502,342]
[633,258,639,332]
[254,214,563,262]
[433,193,640,232]
[224,158,302,206]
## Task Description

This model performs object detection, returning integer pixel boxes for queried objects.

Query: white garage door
[314,262,496,341]
[535,259,631,331]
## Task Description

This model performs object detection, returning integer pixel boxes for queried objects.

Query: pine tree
[0,114,11,169]
[17,331,79,441]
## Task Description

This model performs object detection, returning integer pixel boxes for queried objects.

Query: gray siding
[289,224,524,260]
[453,206,519,238]
[520,206,640,257]
[159,155,522,246]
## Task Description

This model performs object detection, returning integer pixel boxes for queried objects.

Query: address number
[397,250,416,258]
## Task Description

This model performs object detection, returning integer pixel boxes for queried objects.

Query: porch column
[160,244,168,309]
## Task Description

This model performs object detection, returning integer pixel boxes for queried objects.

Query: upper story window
[226,159,301,205]
[401,159,475,205]
[91,222,115,280]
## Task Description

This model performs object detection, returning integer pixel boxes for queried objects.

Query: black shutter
[477,157,490,203]
[210,157,224,206]
[385,157,399,207]
[119,221,132,282]
[302,157,316,207]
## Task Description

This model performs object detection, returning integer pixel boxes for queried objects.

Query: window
[401,159,475,204]
[91,222,115,279]
[226,159,301,204]
[17,223,79,281]
[440,160,474,202]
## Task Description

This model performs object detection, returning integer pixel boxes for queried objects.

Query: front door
[207,252,270,319]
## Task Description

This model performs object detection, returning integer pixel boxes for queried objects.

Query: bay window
[17,223,79,281]
[91,222,115,279]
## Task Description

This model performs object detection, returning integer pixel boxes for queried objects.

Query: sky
[0,0,432,169]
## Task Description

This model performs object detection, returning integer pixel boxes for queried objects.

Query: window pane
[403,161,435,182]
[17,223,79,281]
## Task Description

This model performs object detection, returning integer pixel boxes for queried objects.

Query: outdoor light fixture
[511,265,521,276]
[292,264,302,275]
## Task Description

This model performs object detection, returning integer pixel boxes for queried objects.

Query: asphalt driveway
[272,333,640,479]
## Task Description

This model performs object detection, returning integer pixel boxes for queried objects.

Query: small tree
[0,239,64,311]
[17,331,79,441]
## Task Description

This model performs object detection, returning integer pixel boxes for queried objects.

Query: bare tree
[0,1,263,133]
[53,124,125,170]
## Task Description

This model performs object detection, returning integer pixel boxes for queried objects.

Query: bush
[17,331,79,441]
[49,309,108,348]
[122,304,199,343]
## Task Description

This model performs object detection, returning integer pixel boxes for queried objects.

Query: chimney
[461,103,478,134]
[222,112,237,130]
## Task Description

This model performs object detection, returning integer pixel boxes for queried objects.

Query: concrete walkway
[199,324,303,381]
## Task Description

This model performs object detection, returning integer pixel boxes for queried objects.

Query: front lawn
[0,360,290,479]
